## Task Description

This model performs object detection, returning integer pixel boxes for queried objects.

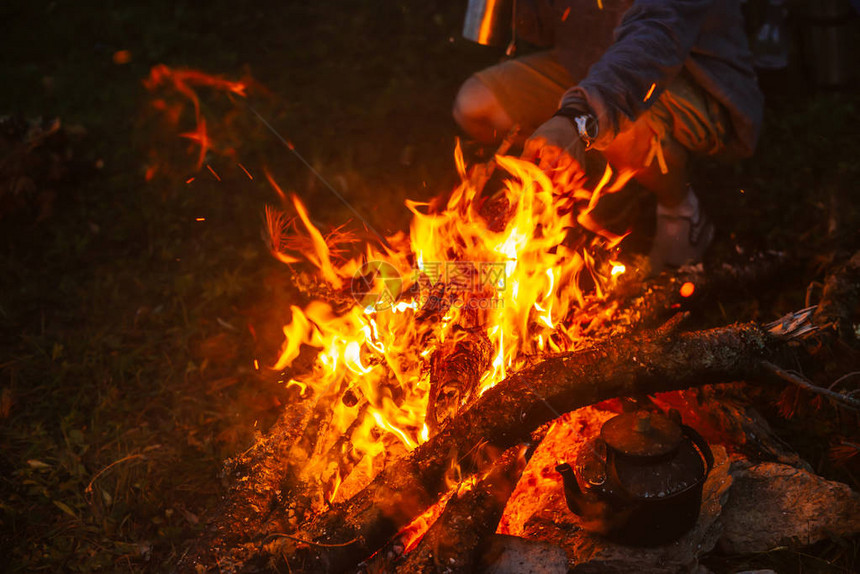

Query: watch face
[574,115,598,146]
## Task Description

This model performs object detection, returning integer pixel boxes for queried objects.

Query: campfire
[144,66,860,574]
[263,142,632,512]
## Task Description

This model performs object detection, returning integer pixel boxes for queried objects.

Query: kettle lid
[601,411,682,458]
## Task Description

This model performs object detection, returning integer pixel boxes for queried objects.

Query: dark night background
[0,1,858,571]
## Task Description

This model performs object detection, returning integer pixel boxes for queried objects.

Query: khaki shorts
[472,51,731,164]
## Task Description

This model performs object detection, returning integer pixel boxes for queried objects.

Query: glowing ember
[680,281,695,298]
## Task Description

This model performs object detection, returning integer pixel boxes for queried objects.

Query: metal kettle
[556,410,714,546]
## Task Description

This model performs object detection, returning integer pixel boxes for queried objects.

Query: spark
[206,164,221,181]
[643,82,657,102]
[238,163,253,180]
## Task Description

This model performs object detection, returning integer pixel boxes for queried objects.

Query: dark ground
[0,1,858,572]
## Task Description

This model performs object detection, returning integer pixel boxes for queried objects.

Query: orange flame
[266,147,632,511]
[142,62,634,543]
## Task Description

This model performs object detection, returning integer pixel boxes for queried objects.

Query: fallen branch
[196,252,860,573]
[610,250,793,331]
[394,444,526,573]
[426,327,492,433]
[761,360,860,411]
[271,321,781,573]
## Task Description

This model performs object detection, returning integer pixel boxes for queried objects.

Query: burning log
[426,326,493,434]
[357,444,529,573]
[608,250,793,331]
[356,422,551,574]
[392,444,526,573]
[180,397,315,568]
[268,321,787,573]
[186,251,859,573]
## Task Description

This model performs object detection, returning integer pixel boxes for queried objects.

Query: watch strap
[553,107,598,149]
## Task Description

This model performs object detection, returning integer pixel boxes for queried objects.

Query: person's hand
[521,116,586,178]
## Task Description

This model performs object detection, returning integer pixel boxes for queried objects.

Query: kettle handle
[682,424,714,475]
[602,421,716,504]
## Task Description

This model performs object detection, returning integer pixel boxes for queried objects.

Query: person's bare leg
[453,77,516,145]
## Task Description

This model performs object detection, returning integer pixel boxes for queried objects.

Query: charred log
[393,444,525,573]
[610,250,793,331]
[270,322,783,573]
[198,252,860,573]
[179,397,315,569]
[426,327,492,434]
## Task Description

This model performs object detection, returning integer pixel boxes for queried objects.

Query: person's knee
[453,77,489,126]
[453,77,512,143]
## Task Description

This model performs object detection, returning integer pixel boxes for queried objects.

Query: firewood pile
[177,248,860,573]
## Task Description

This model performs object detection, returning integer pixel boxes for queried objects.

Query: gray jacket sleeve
[560,0,715,147]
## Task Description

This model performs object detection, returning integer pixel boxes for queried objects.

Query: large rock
[481,535,568,574]
[718,462,860,553]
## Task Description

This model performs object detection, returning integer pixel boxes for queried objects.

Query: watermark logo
[351,260,402,311]
[351,260,508,312]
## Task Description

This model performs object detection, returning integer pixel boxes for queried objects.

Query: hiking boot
[648,192,714,273]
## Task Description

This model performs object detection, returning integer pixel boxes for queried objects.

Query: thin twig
[265,532,358,548]
[85,453,147,493]
[761,361,860,412]
[828,370,860,390]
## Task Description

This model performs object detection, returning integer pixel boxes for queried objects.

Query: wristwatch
[553,108,599,150]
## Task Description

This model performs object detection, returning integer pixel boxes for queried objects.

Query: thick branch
[612,250,792,330]
[276,322,776,572]
[394,444,525,573]
[812,251,860,344]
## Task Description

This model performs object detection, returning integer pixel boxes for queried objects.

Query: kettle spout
[555,463,585,516]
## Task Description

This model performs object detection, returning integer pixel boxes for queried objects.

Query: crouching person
[454,0,763,272]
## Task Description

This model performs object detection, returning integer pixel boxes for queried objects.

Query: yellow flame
[266,154,633,505]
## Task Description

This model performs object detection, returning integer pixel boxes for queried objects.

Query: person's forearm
[560,0,714,147]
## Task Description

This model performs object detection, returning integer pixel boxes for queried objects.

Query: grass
[0,1,858,571]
